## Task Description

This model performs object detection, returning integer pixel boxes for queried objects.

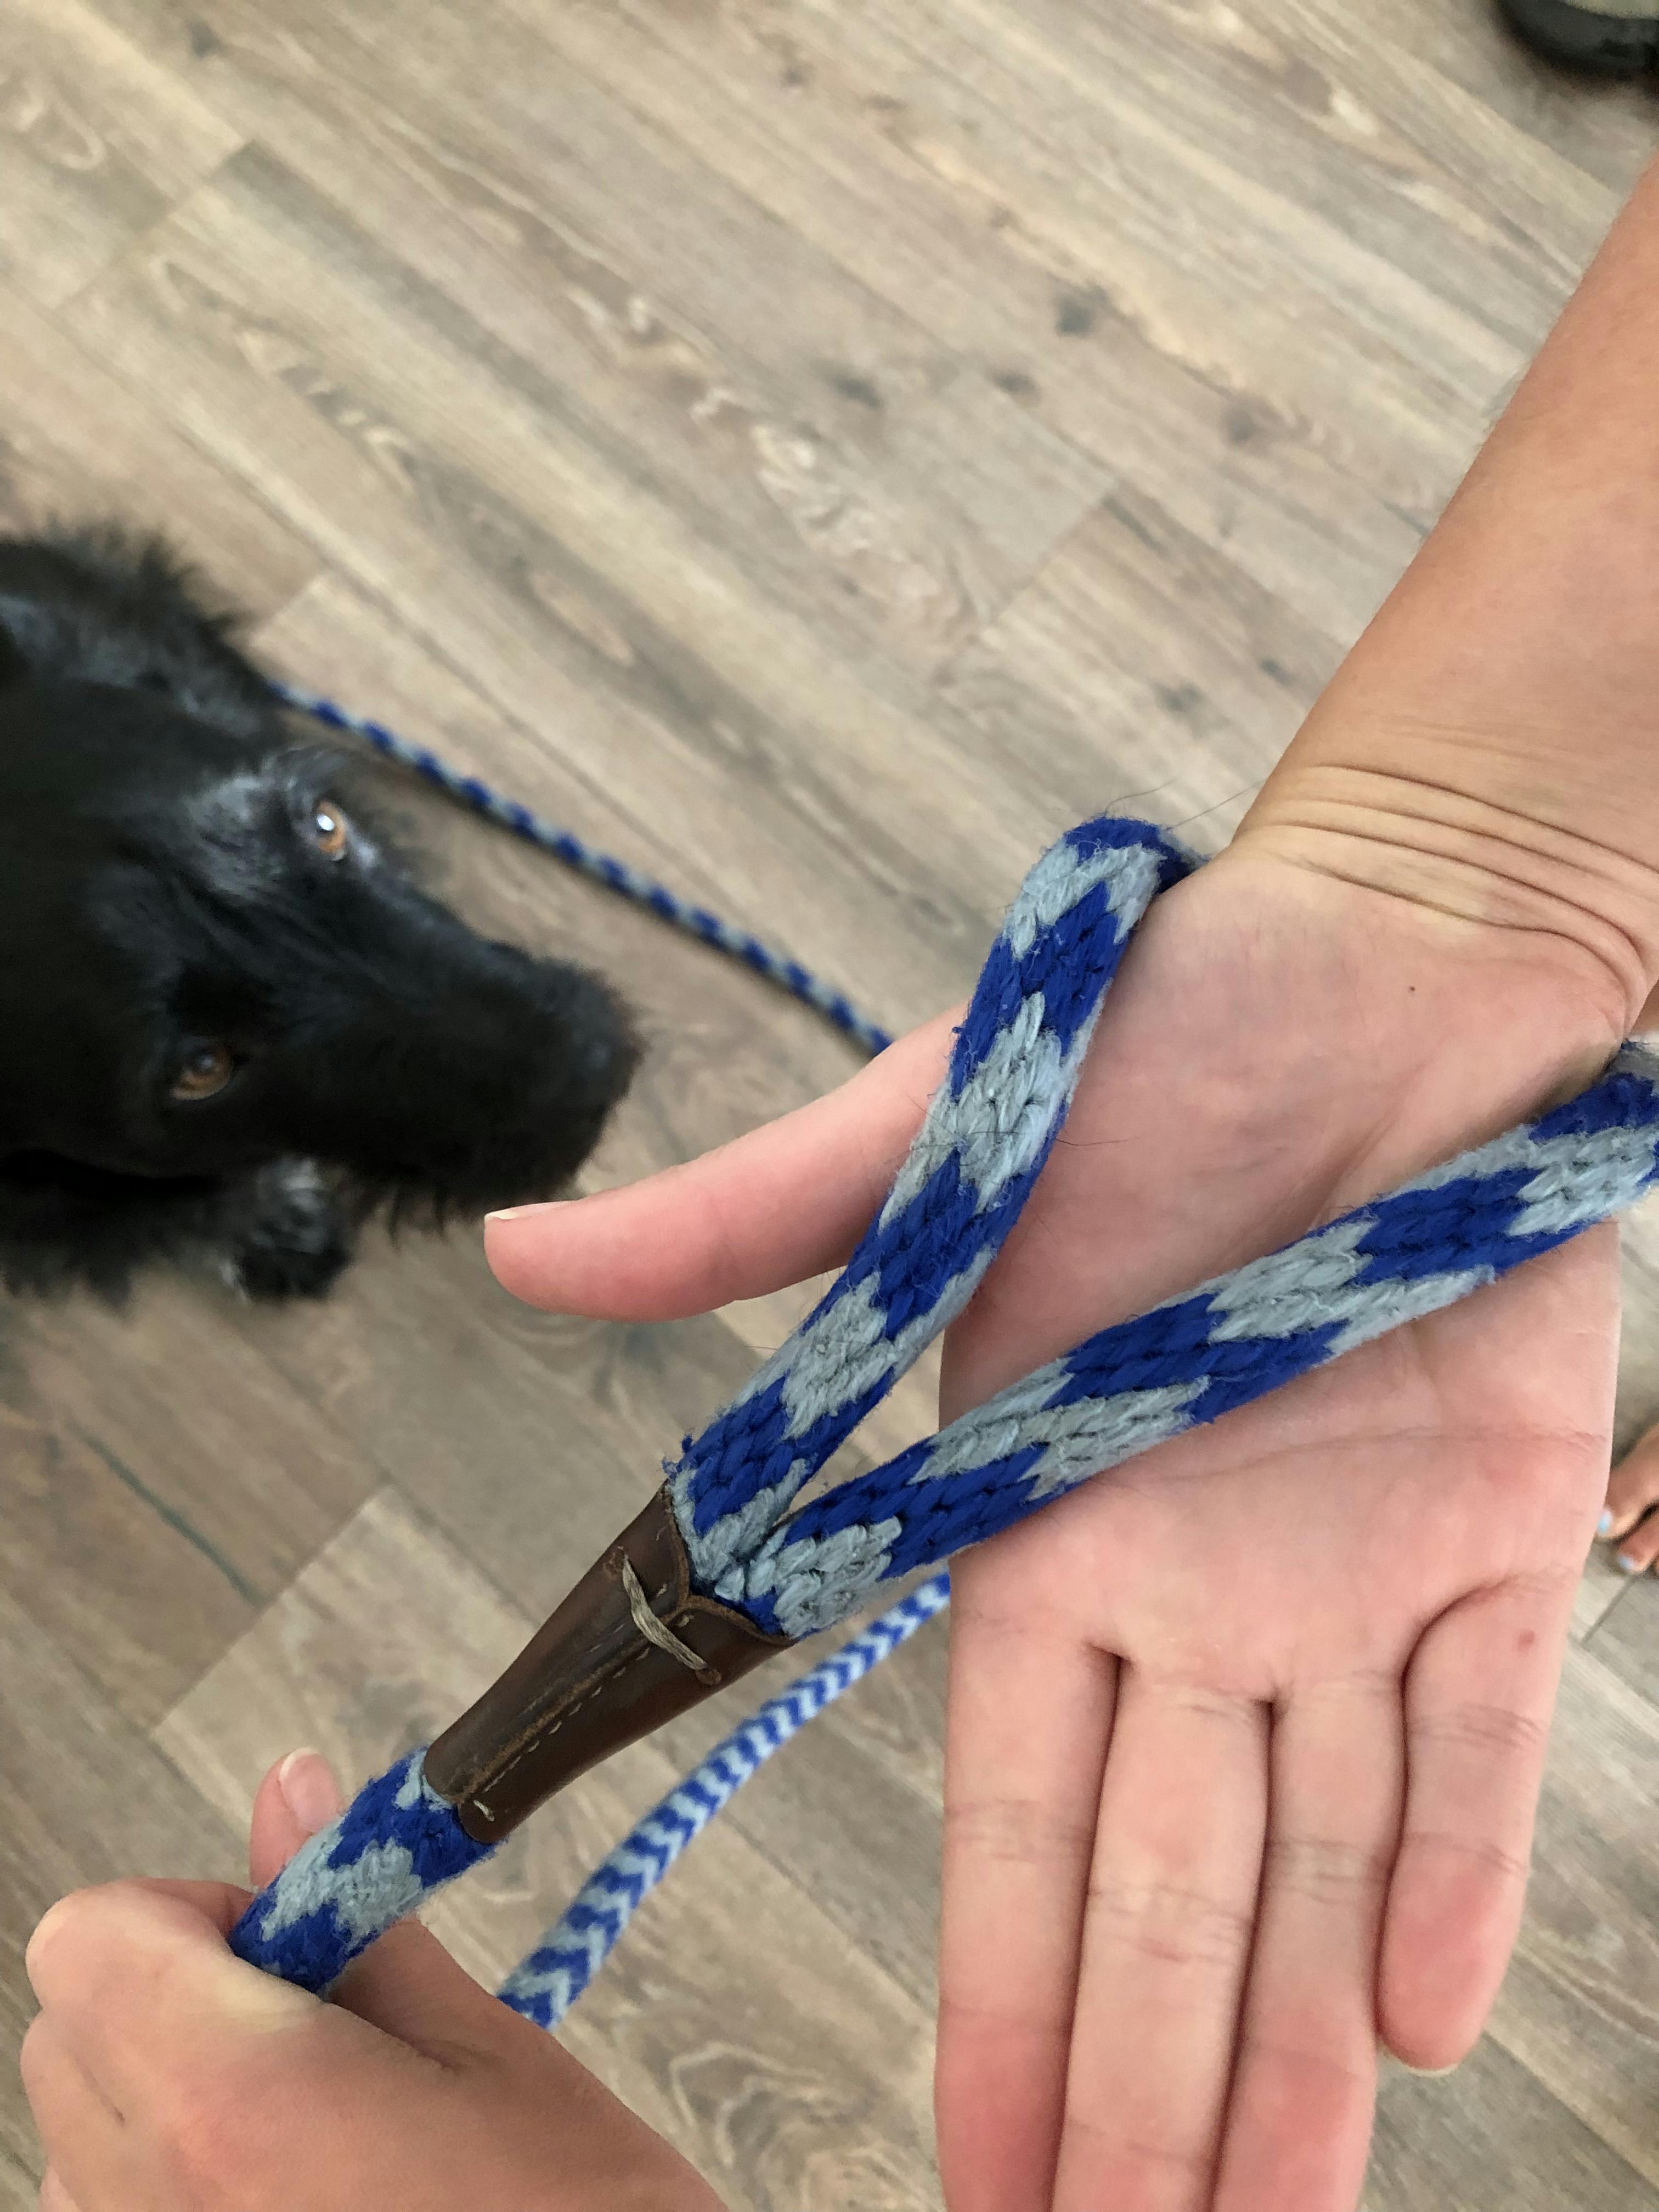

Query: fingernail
[1617,1553,1646,1576]
[1379,2040,1462,2079]
[278,1747,345,1834]
[1597,1509,1613,1537]
[488,1198,577,1224]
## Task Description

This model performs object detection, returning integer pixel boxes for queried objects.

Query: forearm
[1242,155,1659,1031]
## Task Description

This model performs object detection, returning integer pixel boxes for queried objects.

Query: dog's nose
[578,1030,623,1086]
[532,961,637,1103]
[572,997,641,1109]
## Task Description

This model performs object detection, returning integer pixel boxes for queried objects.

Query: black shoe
[1500,0,1659,72]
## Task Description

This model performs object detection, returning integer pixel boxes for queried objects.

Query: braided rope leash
[229,754,1659,2023]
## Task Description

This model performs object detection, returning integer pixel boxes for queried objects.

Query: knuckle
[1150,1681,1262,1728]
[1264,1832,1392,1908]
[1407,1814,1531,1884]
[18,2013,55,2097]
[24,1889,101,1990]
[1414,1700,1549,1762]
[1293,1666,1398,1713]
[1399,1825,1532,1888]
[936,1989,1071,2042]
[1241,2028,1375,2102]
[26,1878,165,1997]
[943,1795,1093,1866]
[1085,1872,1254,1973]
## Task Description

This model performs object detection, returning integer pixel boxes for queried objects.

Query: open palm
[488,842,1628,2212]
[938,1229,1612,2212]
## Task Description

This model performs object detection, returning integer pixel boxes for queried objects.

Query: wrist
[1237,747,1659,1041]
[1170,836,1629,1212]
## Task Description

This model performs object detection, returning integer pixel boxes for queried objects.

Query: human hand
[21,1750,722,2211]
[487,838,1632,2212]
[1603,1421,1659,1573]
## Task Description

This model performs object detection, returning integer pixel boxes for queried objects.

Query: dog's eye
[310,802,350,860]
[170,1043,237,1103]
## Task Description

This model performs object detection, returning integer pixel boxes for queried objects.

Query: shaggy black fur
[0,526,638,1302]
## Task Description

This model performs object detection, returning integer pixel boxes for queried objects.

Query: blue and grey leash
[240,695,1659,2030]
[263,679,924,2025]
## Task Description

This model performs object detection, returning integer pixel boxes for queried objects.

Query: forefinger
[26,1879,311,2099]
[486,1010,955,1318]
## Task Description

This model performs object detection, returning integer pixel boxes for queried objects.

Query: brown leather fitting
[424,1486,794,1842]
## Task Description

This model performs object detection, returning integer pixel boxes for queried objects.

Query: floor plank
[514,0,1488,640]
[1370,2034,1655,2212]
[1352,0,1659,197]
[938,481,1343,852]
[119,0,1109,685]
[0,0,240,309]
[0,281,318,620]
[0,1280,381,1726]
[985,0,1623,355]
[0,2148,35,2212]
[2,0,1657,2201]
[64,144,1054,1019]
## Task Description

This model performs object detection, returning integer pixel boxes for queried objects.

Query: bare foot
[1605,1423,1659,1573]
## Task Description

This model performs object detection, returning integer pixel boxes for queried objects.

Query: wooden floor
[2,1,1658,2204]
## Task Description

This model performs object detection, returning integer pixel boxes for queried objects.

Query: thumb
[248,1748,528,2058]
[250,1747,347,1887]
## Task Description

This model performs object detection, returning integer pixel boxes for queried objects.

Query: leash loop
[230,703,1659,2030]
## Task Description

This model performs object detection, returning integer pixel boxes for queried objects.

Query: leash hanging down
[239,691,1659,2030]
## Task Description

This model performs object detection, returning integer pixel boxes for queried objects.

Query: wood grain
[0,1279,381,1726]
[499,0,1485,639]
[65,143,1052,1020]
[938,481,1344,853]
[1,0,1656,2201]
[0,0,239,308]
[1370,2032,1654,2211]
[0,282,318,619]
[159,0,1107,683]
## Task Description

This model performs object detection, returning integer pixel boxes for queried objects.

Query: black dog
[0,527,637,1302]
